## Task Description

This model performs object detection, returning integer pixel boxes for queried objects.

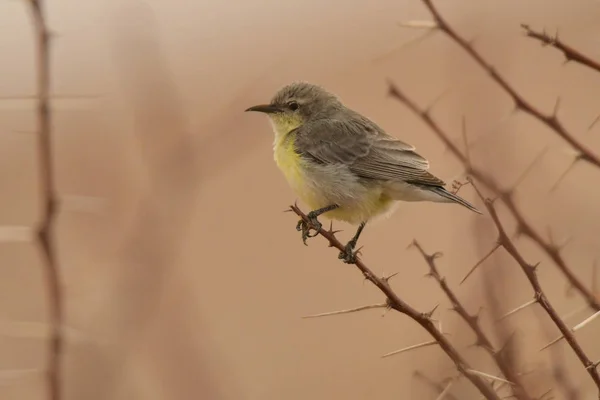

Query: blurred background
[1,0,600,399]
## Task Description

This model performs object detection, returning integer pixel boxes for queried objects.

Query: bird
[245,81,481,263]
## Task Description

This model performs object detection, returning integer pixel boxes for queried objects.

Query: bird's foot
[338,240,360,264]
[296,211,323,245]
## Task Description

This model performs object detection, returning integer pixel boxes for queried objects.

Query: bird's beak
[245,104,281,114]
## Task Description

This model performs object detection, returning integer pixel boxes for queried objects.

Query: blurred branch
[387,81,600,313]
[472,183,600,392]
[26,1,63,400]
[411,241,532,400]
[289,205,501,400]
[386,77,600,392]
[520,24,600,74]
[416,0,600,169]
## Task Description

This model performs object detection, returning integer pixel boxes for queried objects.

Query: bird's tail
[427,186,483,214]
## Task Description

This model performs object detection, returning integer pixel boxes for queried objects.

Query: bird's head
[245,81,342,135]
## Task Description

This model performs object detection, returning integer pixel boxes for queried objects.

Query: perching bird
[245,82,481,262]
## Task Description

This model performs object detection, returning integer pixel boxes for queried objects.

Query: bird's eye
[287,101,299,111]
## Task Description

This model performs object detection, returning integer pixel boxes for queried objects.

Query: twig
[417,0,600,169]
[520,24,600,74]
[290,205,501,400]
[27,1,63,400]
[387,82,600,312]
[473,185,600,391]
[412,241,532,400]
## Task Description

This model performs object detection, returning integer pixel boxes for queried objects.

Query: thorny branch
[472,184,600,391]
[411,241,532,400]
[388,73,600,390]
[521,24,600,74]
[388,60,600,394]
[27,1,63,400]
[388,81,600,312]
[388,2,600,391]
[290,205,501,400]
[417,0,600,169]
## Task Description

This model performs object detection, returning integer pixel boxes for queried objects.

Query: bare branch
[290,205,501,400]
[475,188,600,390]
[412,240,532,399]
[387,82,600,311]
[520,24,600,74]
[417,0,600,169]
[27,1,63,399]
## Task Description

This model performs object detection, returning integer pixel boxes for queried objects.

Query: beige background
[1,0,599,399]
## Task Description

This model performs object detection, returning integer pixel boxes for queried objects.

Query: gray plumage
[249,81,482,226]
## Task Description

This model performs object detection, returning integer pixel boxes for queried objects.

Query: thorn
[552,96,561,118]
[381,340,439,358]
[354,246,364,258]
[498,298,538,321]
[465,369,514,386]
[539,334,564,351]
[398,20,438,29]
[433,375,459,400]
[587,359,600,371]
[425,304,440,319]
[572,310,600,332]
[382,271,400,282]
[549,159,579,193]
[587,113,600,132]
[302,303,388,319]
[460,243,501,284]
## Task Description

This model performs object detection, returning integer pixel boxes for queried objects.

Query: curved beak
[245,104,281,114]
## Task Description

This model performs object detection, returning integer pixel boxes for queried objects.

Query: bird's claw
[338,241,360,264]
[296,213,322,245]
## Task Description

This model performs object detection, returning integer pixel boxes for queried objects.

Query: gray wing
[294,117,445,187]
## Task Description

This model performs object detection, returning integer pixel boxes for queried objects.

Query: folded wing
[294,117,445,187]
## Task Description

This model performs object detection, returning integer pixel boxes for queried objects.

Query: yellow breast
[273,132,305,192]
